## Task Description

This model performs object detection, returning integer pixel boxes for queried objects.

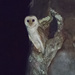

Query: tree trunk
[25,0,75,75]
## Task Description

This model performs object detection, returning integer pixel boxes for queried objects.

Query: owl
[24,16,46,53]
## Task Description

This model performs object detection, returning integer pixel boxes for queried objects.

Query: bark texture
[25,0,75,75]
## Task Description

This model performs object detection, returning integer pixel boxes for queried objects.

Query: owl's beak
[29,20,33,26]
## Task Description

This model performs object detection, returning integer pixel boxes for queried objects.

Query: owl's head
[24,16,39,28]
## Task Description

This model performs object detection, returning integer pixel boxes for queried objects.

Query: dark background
[0,0,30,75]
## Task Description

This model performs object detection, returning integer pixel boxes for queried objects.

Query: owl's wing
[37,27,47,46]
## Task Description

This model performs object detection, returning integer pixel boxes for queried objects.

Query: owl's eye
[32,19,35,22]
[27,20,29,22]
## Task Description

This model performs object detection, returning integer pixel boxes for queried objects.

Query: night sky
[0,0,30,75]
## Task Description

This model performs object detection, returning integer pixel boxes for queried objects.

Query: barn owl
[24,16,46,53]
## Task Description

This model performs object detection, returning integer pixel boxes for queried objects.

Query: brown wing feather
[37,26,47,47]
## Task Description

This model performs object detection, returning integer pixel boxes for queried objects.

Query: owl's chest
[29,31,40,40]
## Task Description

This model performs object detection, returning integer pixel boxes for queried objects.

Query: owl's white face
[24,16,39,28]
